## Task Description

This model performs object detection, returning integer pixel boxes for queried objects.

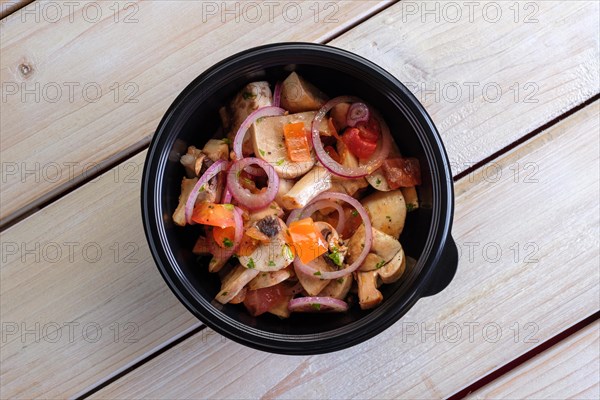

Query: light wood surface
[0,0,392,225]
[332,0,599,176]
[2,1,598,226]
[91,101,600,399]
[468,321,600,400]
[1,1,599,398]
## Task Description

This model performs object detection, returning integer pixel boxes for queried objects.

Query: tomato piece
[238,233,259,257]
[381,157,422,189]
[288,217,328,264]
[356,117,380,143]
[191,203,236,228]
[341,128,378,159]
[213,226,236,249]
[243,284,288,316]
[283,122,312,162]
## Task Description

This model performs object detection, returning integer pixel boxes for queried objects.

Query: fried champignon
[256,215,281,238]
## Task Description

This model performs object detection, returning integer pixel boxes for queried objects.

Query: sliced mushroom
[280,166,332,210]
[294,256,333,296]
[215,265,259,304]
[229,287,247,304]
[251,112,333,179]
[223,82,273,155]
[346,224,402,264]
[356,270,383,310]
[280,72,328,113]
[378,246,406,284]
[202,139,229,162]
[275,178,296,208]
[333,140,369,196]
[330,102,350,131]
[172,177,198,226]
[401,186,419,212]
[317,274,353,300]
[361,190,407,238]
[238,218,294,272]
[180,146,205,178]
[248,202,284,223]
[358,253,386,272]
[248,268,292,291]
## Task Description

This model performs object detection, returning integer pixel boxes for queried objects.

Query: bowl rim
[141,42,455,354]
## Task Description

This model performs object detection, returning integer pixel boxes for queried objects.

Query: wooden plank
[0,151,207,399]
[2,0,598,225]
[0,0,392,225]
[90,101,600,399]
[468,321,600,400]
[0,0,32,19]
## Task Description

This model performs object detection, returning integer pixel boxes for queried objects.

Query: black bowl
[141,43,457,355]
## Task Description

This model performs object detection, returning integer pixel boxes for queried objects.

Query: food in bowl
[172,72,422,318]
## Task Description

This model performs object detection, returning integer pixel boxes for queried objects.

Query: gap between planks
[0,0,398,231]
[451,311,600,399]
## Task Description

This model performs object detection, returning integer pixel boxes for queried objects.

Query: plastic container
[141,43,458,355]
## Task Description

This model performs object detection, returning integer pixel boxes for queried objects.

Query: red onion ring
[233,106,285,176]
[311,96,391,178]
[273,81,282,108]
[346,102,369,127]
[221,188,232,203]
[286,200,345,235]
[227,157,280,210]
[185,159,228,224]
[288,296,349,312]
[293,192,372,280]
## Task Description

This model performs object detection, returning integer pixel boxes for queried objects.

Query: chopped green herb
[336,278,344,284]
[407,203,416,212]
[256,117,265,123]
[223,204,234,211]
[351,210,359,217]
[208,204,214,209]
[222,138,232,145]
[259,149,266,156]
[242,91,256,100]
[243,177,253,185]
[221,291,228,296]
[328,249,343,267]
[247,258,255,269]
[268,260,276,267]
[375,260,386,269]
[376,178,382,185]
[283,244,294,259]
[310,303,321,311]
[276,159,285,166]
[223,238,233,248]
[386,215,392,222]
[270,204,277,210]
[313,271,322,276]
[198,185,206,192]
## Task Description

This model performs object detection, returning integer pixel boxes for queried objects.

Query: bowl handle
[422,236,458,297]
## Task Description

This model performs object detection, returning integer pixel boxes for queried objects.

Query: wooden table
[1,1,598,398]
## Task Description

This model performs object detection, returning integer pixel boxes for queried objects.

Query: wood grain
[0,0,32,19]
[329,0,599,174]
[468,321,600,400]
[91,101,600,399]
[2,1,599,226]
[0,0,392,225]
